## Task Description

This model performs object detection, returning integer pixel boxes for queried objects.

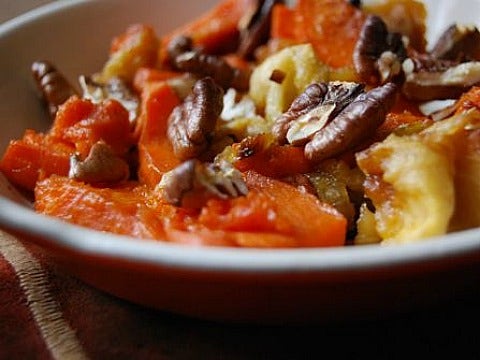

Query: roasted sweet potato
[0,131,71,191]
[271,0,366,68]
[136,82,182,187]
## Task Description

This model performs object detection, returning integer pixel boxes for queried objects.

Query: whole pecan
[167,77,224,160]
[305,82,398,164]
[31,60,78,120]
[168,36,250,91]
[159,159,248,207]
[353,15,407,84]
[273,82,365,145]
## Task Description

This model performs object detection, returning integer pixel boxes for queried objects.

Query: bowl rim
[2,195,480,274]
[0,0,89,36]
[0,0,479,275]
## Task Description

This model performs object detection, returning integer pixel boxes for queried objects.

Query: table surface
[1,2,480,359]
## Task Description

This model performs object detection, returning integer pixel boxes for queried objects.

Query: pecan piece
[168,36,250,91]
[402,56,480,101]
[418,99,457,121]
[69,141,130,184]
[305,82,398,164]
[159,159,248,207]
[349,0,361,8]
[353,15,407,84]
[167,77,224,160]
[31,60,78,119]
[237,0,283,59]
[79,75,139,124]
[400,24,480,101]
[273,82,365,146]
[430,24,480,61]
[167,35,194,60]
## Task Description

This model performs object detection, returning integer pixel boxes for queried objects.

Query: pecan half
[237,0,283,59]
[430,24,480,61]
[305,82,398,164]
[353,15,407,84]
[273,82,365,145]
[69,141,130,184]
[31,60,78,119]
[159,159,248,207]
[168,36,250,91]
[167,77,224,160]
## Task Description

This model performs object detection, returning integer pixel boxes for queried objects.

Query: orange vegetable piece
[34,175,169,240]
[375,111,433,140]
[165,226,297,248]
[270,4,307,42]
[1,96,136,192]
[272,0,366,68]
[165,227,239,247]
[34,171,346,248]
[298,0,366,68]
[0,130,72,192]
[133,67,182,93]
[51,96,134,158]
[136,82,182,187]
[222,53,252,72]
[110,24,157,55]
[234,143,313,178]
[196,171,347,247]
[103,24,159,82]
[50,95,95,133]
[456,86,480,113]
[159,0,256,65]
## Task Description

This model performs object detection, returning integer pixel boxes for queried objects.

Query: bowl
[0,0,479,324]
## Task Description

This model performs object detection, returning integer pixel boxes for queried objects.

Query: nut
[285,103,336,145]
[418,99,457,121]
[168,36,250,91]
[353,15,407,84]
[376,50,403,84]
[305,82,398,164]
[237,0,282,59]
[167,77,224,160]
[167,35,194,61]
[79,75,139,124]
[430,24,480,61]
[402,57,480,100]
[273,82,365,146]
[69,141,130,184]
[158,159,248,207]
[31,60,78,119]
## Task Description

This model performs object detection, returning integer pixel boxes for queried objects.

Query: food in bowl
[1,0,479,248]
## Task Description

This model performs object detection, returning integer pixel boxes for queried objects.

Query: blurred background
[1,0,53,23]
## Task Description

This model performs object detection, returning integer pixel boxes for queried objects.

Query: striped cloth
[0,230,242,360]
